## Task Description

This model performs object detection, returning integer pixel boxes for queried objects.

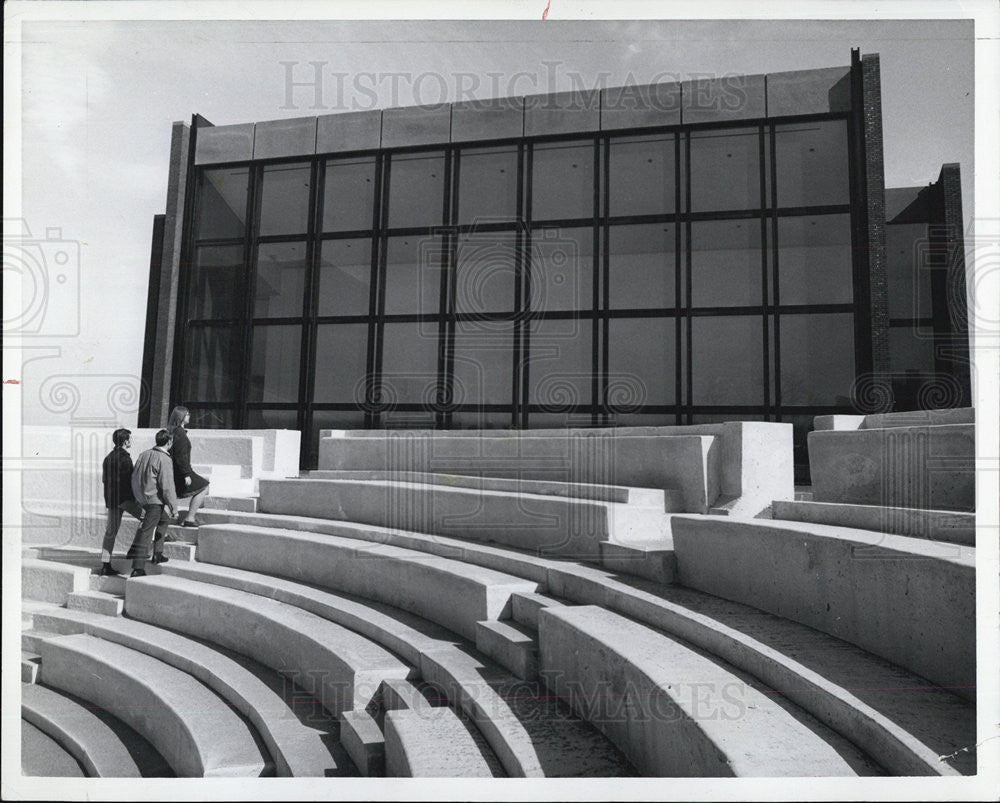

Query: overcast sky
[15,17,975,423]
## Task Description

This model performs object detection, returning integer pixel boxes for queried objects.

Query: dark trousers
[101,500,144,562]
[127,503,170,569]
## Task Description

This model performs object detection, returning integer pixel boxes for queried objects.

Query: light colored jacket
[131,446,179,509]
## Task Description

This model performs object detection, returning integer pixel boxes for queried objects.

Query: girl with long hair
[167,406,210,527]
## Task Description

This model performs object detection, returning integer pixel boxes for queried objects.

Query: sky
[11,15,976,423]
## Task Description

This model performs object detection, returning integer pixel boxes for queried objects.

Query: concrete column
[862,54,890,378]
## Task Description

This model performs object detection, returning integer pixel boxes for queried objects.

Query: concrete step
[475,620,538,680]
[21,718,87,777]
[37,632,273,777]
[21,600,62,630]
[385,707,496,777]
[30,606,355,777]
[771,499,975,546]
[306,469,674,508]
[124,574,415,716]
[66,590,124,616]
[671,515,975,702]
[510,592,568,629]
[22,652,41,684]
[21,682,173,777]
[599,540,676,584]
[162,541,197,561]
[185,507,976,776]
[815,407,974,431]
[258,477,672,561]
[540,605,883,776]
[153,558,633,778]
[193,523,539,642]
[339,709,385,776]
[808,423,974,511]
[203,495,259,512]
[22,559,91,604]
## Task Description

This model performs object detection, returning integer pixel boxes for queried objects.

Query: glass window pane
[380,322,441,406]
[314,323,370,403]
[530,227,594,312]
[774,120,850,208]
[382,409,437,428]
[689,128,759,213]
[196,168,248,240]
[182,326,239,403]
[186,408,235,429]
[455,232,517,314]
[777,214,854,306]
[248,325,301,403]
[452,319,514,406]
[318,239,372,317]
[607,412,676,427]
[384,235,445,315]
[692,316,764,404]
[451,411,513,429]
[246,409,298,430]
[323,157,376,232]
[528,411,595,429]
[189,245,243,320]
[779,313,855,405]
[527,318,593,408]
[388,152,445,229]
[458,147,518,224]
[259,164,311,236]
[609,134,675,216]
[254,241,306,318]
[887,223,932,318]
[609,224,675,309]
[691,219,762,307]
[608,318,675,406]
[531,141,594,221]
[889,326,936,373]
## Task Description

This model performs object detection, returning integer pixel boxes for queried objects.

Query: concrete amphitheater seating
[18,418,977,779]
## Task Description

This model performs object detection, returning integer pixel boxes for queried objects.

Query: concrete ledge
[194,523,538,641]
[671,515,975,701]
[22,653,41,684]
[21,718,86,777]
[125,574,413,715]
[539,605,880,777]
[808,424,974,511]
[510,592,567,629]
[194,123,254,165]
[814,407,974,431]
[599,540,676,584]
[66,590,124,616]
[38,633,270,777]
[772,500,975,546]
[22,559,91,604]
[339,710,384,776]
[475,620,538,680]
[21,683,166,778]
[385,707,495,777]
[31,606,349,777]
[681,73,766,124]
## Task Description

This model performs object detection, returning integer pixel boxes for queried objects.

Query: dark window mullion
[760,124,771,418]
[372,154,391,424]
[684,130,693,423]
[591,135,601,427]
[600,136,611,422]
[438,147,455,427]
[300,158,322,467]
[521,143,534,428]
[236,163,263,429]
[769,123,782,412]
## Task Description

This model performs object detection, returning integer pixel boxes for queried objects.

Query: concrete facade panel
[450,97,524,142]
[252,116,317,160]
[380,104,451,149]
[316,110,382,154]
[600,82,681,130]
[766,66,851,116]
[194,123,254,165]
[681,74,765,124]
[523,89,600,136]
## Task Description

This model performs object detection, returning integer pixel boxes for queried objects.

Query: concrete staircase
[18,418,976,778]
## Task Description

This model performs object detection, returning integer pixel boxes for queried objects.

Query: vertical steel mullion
[363,155,384,428]
[521,144,534,429]
[371,154,390,428]
[674,132,683,424]
[770,124,782,412]
[590,135,601,427]
[438,147,455,429]
[600,136,611,426]
[759,125,771,419]
[684,131,693,423]
[171,121,201,413]
[511,143,525,429]
[300,158,322,467]
[236,163,262,430]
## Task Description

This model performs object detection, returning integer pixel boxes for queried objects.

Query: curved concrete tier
[154,559,634,778]
[124,574,414,716]
[37,633,272,777]
[21,718,86,778]
[22,559,91,604]
[539,605,882,776]
[187,507,975,775]
[384,707,496,777]
[671,515,975,701]
[194,523,539,641]
[28,606,354,777]
[258,477,671,560]
[21,682,172,778]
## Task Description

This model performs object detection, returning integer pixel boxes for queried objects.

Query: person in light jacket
[167,406,210,528]
[127,429,177,577]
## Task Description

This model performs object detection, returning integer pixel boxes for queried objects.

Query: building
[139,49,970,474]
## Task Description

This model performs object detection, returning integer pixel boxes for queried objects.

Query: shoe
[130,568,147,578]
[151,553,169,565]
[163,531,180,542]
[98,563,122,577]
[180,520,199,529]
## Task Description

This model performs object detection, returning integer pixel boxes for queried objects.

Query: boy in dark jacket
[100,428,144,576]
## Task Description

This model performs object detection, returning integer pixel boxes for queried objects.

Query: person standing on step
[127,429,178,577]
[167,406,210,529]
[98,428,145,577]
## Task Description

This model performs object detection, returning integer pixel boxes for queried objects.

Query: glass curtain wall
[176,114,859,468]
